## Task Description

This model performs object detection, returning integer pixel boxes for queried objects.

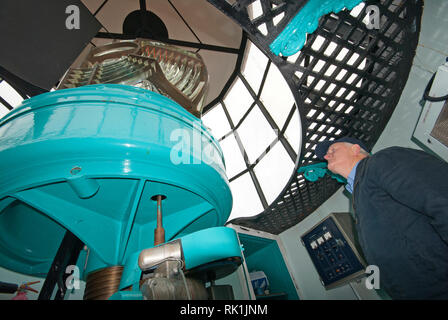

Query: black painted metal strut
[38,231,84,300]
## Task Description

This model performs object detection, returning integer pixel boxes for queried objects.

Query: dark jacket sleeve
[369,147,448,244]
[0,281,18,293]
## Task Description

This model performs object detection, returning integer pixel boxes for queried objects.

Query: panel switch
[324,232,332,240]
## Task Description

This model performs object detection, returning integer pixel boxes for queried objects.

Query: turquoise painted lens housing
[0,84,233,278]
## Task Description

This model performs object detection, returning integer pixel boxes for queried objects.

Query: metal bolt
[70,166,82,175]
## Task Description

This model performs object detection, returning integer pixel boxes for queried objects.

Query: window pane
[236,105,277,164]
[248,0,263,20]
[260,63,295,129]
[219,133,247,179]
[254,142,295,204]
[227,172,263,221]
[284,106,302,155]
[223,77,253,125]
[201,103,231,140]
[241,41,268,94]
[0,81,23,108]
[0,104,9,119]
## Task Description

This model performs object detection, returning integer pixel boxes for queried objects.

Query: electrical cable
[178,266,192,300]
[0,281,18,294]
[423,72,448,102]
[349,281,362,300]
[149,258,191,300]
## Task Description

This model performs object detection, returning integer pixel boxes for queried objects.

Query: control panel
[301,212,366,289]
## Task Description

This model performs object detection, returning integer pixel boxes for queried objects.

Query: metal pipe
[154,195,165,246]
[138,239,182,272]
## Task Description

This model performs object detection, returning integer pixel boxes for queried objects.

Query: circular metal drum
[0,84,232,277]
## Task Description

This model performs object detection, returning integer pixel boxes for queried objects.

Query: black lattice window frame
[206,47,300,210]
[207,0,423,234]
